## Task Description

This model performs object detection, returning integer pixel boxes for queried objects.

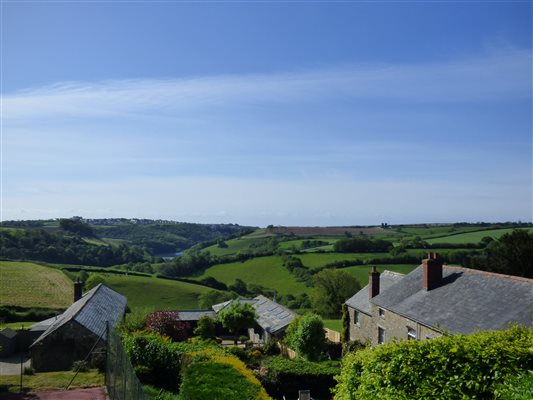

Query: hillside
[0,261,73,309]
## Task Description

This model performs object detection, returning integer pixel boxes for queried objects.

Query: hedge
[333,326,533,400]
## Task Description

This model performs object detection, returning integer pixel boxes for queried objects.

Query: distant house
[213,295,297,343]
[31,283,127,371]
[345,253,533,345]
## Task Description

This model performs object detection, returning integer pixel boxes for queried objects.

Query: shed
[0,328,18,357]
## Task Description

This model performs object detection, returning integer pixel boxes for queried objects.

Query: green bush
[334,326,533,400]
[285,314,327,361]
[178,349,270,400]
[72,360,89,372]
[494,371,533,400]
[258,356,339,400]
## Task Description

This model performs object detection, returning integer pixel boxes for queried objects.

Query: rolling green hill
[426,227,533,244]
[0,261,73,309]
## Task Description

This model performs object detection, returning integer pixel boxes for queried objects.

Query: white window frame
[407,327,417,340]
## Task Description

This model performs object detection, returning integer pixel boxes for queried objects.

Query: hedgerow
[333,326,533,400]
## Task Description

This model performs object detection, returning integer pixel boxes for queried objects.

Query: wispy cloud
[3,48,531,120]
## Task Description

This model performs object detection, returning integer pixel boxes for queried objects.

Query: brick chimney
[368,265,381,299]
[74,280,83,303]
[423,253,443,291]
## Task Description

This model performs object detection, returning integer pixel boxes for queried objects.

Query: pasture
[297,253,389,270]
[342,264,417,286]
[103,274,215,311]
[426,227,533,245]
[197,256,312,296]
[0,261,73,309]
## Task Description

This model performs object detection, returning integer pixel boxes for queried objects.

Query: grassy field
[0,370,104,393]
[426,227,533,244]
[342,264,417,286]
[277,238,337,251]
[0,261,73,309]
[201,238,268,256]
[0,321,38,330]
[103,274,215,311]
[197,256,312,296]
[297,253,389,270]
[323,319,342,332]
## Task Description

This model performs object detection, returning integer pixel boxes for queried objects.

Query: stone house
[345,253,533,345]
[31,283,127,371]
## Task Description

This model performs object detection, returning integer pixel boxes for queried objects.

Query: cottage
[212,295,297,343]
[31,283,127,371]
[346,253,533,345]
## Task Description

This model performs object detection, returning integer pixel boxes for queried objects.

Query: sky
[1,1,532,227]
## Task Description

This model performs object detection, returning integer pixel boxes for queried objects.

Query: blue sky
[2,1,532,226]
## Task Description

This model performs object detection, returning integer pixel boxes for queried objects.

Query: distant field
[426,228,533,245]
[103,275,215,311]
[197,256,312,296]
[396,225,488,239]
[298,253,389,270]
[278,239,337,251]
[342,264,417,286]
[0,261,73,309]
[202,238,268,256]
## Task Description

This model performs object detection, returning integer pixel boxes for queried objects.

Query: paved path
[0,387,107,400]
[0,354,31,376]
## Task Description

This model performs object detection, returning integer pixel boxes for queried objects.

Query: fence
[324,328,341,343]
[106,323,147,400]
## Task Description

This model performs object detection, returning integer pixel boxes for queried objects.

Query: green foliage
[340,304,349,343]
[179,350,270,400]
[494,371,533,400]
[193,316,216,340]
[258,356,339,400]
[85,274,106,290]
[72,360,89,372]
[312,269,360,318]
[198,290,233,309]
[286,314,327,361]
[117,308,150,333]
[217,302,256,343]
[485,229,533,278]
[333,326,533,400]
[59,217,94,237]
[334,237,393,253]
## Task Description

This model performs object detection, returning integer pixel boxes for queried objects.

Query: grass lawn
[0,370,104,393]
[342,264,417,286]
[323,319,342,332]
[0,321,38,330]
[0,261,73,309]
[426,227,533,244]
[197,256,312,296]
[297,253,389,270]
[103,274,215,311]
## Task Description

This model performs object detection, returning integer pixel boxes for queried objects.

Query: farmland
[0,261,73,309]
[426,227,533,244]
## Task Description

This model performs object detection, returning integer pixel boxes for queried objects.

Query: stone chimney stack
[74,280,83,303]
[423,253,443,291]
[368,265,381,299]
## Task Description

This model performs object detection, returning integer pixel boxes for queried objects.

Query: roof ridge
[444,265,533,284]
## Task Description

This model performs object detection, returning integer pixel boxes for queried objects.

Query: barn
[30,284,127,372]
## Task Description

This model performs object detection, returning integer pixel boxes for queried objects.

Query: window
[407,327,417,340]
[354,311,360,326]
[378,327,385,344]
[378,308,385,318]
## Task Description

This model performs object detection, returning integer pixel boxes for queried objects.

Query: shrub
[72,360,89,372]
[23,366,35,375]
[146,311,191,342]
[258,356,339,400]
[333,326,533,400]
[193,315,216,340]
[179,349,270,400]
[286,314,327,361]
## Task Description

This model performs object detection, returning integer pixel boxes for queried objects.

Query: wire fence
[106,323,147,400]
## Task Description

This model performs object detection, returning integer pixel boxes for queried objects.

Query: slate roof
[212,295,297,334]
[371,265,533,334]
[30,316,61,332]
[345,270,405,315]
[31,284,127,346]
[0,328,18,339]
[252,295,297,334]
[177,310,216,321]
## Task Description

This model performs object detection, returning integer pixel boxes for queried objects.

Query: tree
[286,314,326,361]
[312,269,361,318]
[193,315,216,340]
[485,229,533,278]
[85,274,106,290]
[198,290,233,309]
[146,311,190,341]
[217,301,256,344]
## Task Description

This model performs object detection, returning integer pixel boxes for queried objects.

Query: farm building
[213,295,297,343]
[0,328,18,357]
[30,283,127,372]
[346,253,533,345]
